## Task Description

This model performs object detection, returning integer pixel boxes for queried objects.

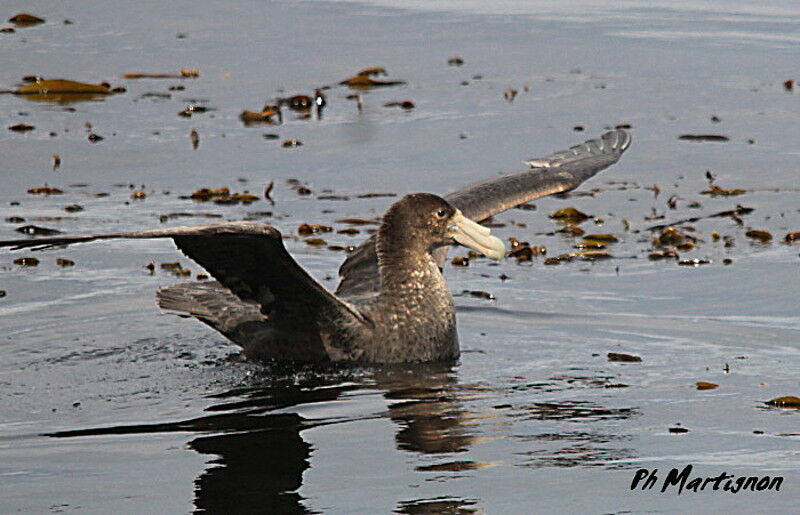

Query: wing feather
[336,130,631,296]
[0,222,369,327]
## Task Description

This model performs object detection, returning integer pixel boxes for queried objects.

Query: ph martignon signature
[631,465,783,495]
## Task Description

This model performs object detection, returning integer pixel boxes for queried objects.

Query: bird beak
[447,210,506,260]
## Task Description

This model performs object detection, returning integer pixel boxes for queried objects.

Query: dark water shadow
[46,361,639,513]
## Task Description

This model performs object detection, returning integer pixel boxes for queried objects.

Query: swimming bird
[0,130,630,363]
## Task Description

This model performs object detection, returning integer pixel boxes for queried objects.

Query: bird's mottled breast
[352,260,458,362]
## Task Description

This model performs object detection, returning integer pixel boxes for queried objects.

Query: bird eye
[435,209,447,218]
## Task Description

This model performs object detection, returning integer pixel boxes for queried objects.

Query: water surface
[1,0,799,512]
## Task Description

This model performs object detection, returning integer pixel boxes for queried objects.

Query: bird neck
[376,224,443,298]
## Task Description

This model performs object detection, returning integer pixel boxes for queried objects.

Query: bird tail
[156,280,264,333]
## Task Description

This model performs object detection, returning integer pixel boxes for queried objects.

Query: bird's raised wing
[0,222,370,327]
[336,130,631,297]
[446,129,631,221]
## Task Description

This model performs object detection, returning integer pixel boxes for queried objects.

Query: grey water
[1,0,799,512]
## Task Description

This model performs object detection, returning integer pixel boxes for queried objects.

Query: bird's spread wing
[336,130,631,296]
[0,222,369,327]
[446,129,631,221]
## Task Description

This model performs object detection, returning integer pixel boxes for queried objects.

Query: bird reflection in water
[46,364,637,513]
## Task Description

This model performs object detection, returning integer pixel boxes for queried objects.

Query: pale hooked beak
[447,210,506,260]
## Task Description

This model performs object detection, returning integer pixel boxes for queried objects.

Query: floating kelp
[298,223,333,235]
[678,134,730,142]
[8,123,34,132]
[507,239,546,263]
[766,396,800,408]
[701,184,747,196]
[13,257,39,266]
[447,57,464,66]
[8,13,45,26]
[608,352,641,362]
[56,258,75,267]
[574,240,606,249]
[549,207,589,223]
[16,225,61,236]
[213,193,259,205]
[340,75,406,88]
[130,191,146,200]
[542,250,610,264]
[27,185,63,195]
[583,234,618,243]
[14,78,122,104]
[63,204,83,213]
[190,130,199,149]
[696,381,718,390]
[185,188,257,205]
[652,226,695,247]
[122,69,199,79]
[279,94,313,111]
[384,100,415,110]
[189,188,229,201]
[745,229,772,243]
[451,256,469,267]
[544,254,571,265]
[456,290,495,300]
[573,250,612,261]
[648,249,679,261]
[159,262,191,277]
[646,205,754,232]
[178,104,211,118]
[239,105,282,125]
[555,224,585,236]
[340,67,405,88]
